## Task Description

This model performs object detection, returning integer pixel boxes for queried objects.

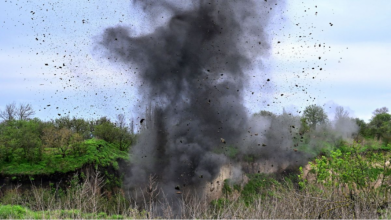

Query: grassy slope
[0,205,126,219]
[0,139,129,175]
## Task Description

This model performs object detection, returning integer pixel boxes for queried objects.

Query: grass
[1,165,391,219]
[0,139,129,175]
[240,174,281,206]
[0,205,126,219]
[0,170,142,219]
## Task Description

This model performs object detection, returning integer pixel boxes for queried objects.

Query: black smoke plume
[98,0,285,196]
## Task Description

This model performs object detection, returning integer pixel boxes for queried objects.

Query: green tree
[0,120,19,162]
[0,119,42,163]
[355,118,369,140]
[54,116,92,139]
[302,105,328,129]
[93,120,118,143]
[368,113,391,141]
[53,116,72,130]
[382,122,391,146]
[18,120,42,162]
[92,116,134,150]
[69,132,85,155]
[70,117,91,139]
[42,126,72,158]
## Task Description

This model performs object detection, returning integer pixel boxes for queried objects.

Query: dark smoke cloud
[98,0,285,196]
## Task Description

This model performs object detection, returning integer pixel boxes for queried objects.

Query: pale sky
[1,0,390,123]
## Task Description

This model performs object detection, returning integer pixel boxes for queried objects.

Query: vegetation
[0,103,35,121]
[0,104,135,193]
[0,171,144,219]
[2,167,391,219]
[303,104,328,129]
[304,144,391,190]
[0,205,126,219]
[1,103,391,218]
[0,106,135,175]
[240,173,281,206]
[0,139,129,175]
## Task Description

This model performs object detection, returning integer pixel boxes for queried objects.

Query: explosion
[98,0,354,203]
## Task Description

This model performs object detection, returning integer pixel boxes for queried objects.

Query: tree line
[355,107,391,145]
[1,102,390,164]
[255,105,391,147]
[0,103,136,164]
[301,105,391,145]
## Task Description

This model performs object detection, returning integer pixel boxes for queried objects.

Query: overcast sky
[1,0,390,123]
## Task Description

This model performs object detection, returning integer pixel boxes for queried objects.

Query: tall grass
[1,170,391,219]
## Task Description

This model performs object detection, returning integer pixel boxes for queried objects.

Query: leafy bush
[304,144,391,192]
[0,120,43,163]
[241,174,280,206]
[0,139,129,175]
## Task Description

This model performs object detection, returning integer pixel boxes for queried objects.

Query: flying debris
[95,0,340,204]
